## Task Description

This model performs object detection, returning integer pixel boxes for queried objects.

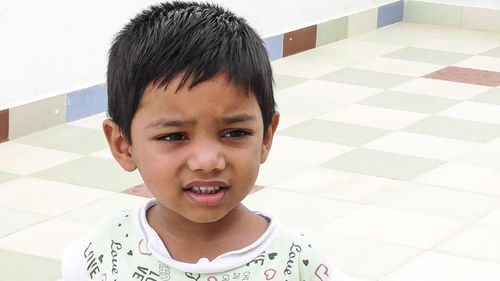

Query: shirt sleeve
[61,239,87,281]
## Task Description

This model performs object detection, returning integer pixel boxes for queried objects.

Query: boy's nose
[186,140,226,173]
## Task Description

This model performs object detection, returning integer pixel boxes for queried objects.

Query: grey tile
[0,249,61,281]
[274,74,307,90]
[9,95,66,139]
[0,171,19,184]
[403,116,500,143]
[0,208,48,237]
[383,47,471,65]
[359,90,460,114]
[470,88,500,105]
[319,68,412,89]
[481,46,500,58]
[15,124,108,154]
[322,148,444,180]
[34,156,143,192]
[278,119,389,146]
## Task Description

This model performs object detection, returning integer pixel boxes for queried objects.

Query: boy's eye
[222,130,250,138]
[159,133,187,141]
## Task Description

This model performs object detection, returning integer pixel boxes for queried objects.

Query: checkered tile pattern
[1,22,500,281]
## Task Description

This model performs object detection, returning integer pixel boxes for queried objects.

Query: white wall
[409,0,500,9]
[0,0,396,111]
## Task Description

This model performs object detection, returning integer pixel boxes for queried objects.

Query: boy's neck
[146,203,269,263]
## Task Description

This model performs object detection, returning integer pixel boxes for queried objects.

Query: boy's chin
[183,210,233,224]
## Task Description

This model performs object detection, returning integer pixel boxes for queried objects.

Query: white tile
[271,58,342,79]
[362,131,479,161]
[268,135,353,166]
[490,136,500,145]
[437,101,500,125]
[68,112,107,130]
[381,22,460,38]
[0,177,112,216]
[273,167,403,203]
[0,142,82,175]
[437,224,500,264]
[352,57,443,77]
[312,230,421,280]
[374,183,500,221]
[256,158,311,187]
[392,78,489,100]
[415,162,500,196]
[324,206,465,249]
[478,208,500,228]
[274,113,309,130]
[277,79,382,103]
[60,193,150,224]
[319,104,427,130]
[89,147,114,160]
[456,143,500,170]
[416,38,498,54]
[454,55,500,72]
[275,92,344,118]
[0,218,92,260]
[322,39,402,57]
[243,188,360,229]
[381,252,500,281]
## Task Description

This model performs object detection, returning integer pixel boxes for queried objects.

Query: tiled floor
[1,22,500,281]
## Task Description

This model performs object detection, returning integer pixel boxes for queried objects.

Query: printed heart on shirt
[127,250,133,256]
[314,264,329,281]
[139,239,152,256]
[98,254,104,263]
[268,253,278,260]
[302,259,309,266]
[264,269,276,280]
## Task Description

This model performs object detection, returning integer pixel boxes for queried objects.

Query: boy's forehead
[138,73,258,110]
[142,73,253,101]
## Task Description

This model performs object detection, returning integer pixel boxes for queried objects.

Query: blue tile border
[264,35,284,61]
[378,0,404,28]
[66,84,107,122]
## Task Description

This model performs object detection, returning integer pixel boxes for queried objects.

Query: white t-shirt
[62,199,346,281]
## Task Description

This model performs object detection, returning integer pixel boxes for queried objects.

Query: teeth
[190,186,221,194]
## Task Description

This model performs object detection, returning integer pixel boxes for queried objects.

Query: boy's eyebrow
[145,118,196,129]
[222,114,257,124]
[146,114,257,129]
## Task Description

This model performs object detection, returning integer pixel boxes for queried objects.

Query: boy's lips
[183,180,229,206]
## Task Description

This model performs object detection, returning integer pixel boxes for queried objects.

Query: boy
[62,2,345,280]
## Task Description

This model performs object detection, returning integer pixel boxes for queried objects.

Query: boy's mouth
[184,181,228,206]
[189,186,222,194]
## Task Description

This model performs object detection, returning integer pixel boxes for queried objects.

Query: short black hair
[107,1,276,143]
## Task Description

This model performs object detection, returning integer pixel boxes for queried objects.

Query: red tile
[424,66,500,87]
[122,184,153,198]
[0,109,8,143]
[250,185,265,194]
[283,25,317,57]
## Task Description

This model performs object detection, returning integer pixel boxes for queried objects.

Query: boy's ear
[102,119,137,172]
[260,112,280,163]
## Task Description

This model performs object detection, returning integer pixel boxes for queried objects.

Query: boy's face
[105,73,278,224]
